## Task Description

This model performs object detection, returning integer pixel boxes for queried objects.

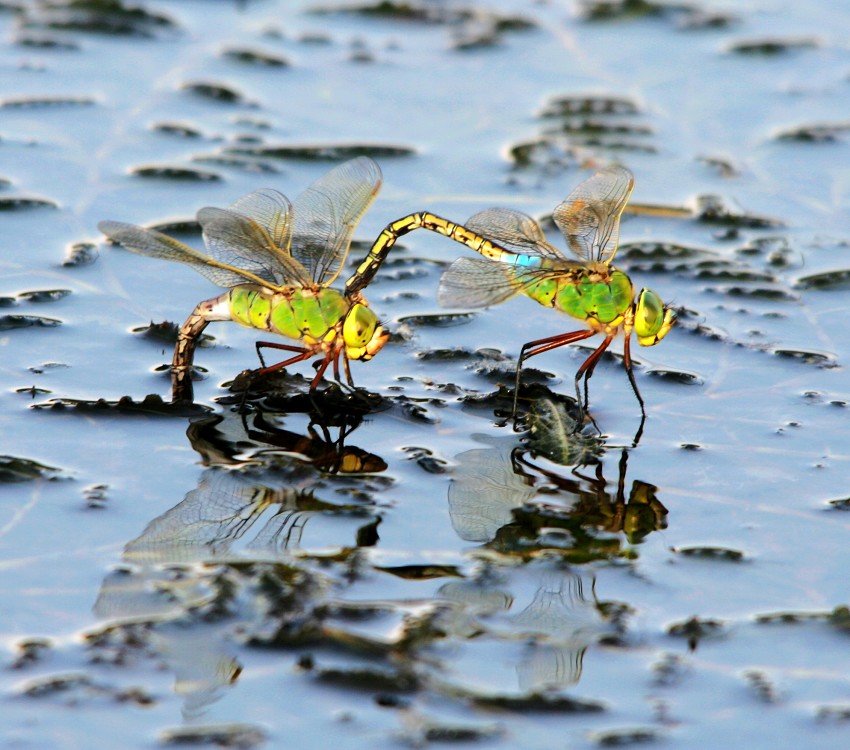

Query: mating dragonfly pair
[99,157,674,417]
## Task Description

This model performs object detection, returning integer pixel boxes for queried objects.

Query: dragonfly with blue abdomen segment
[348,166,675,419]
[437,166,676,417]
[99,157,390,403]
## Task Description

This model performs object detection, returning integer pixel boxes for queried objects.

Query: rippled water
[3,1,850,748]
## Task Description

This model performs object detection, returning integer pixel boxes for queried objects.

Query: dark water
[3,1,850,747]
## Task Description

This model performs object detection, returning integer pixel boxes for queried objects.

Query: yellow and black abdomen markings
[344,212,502,297]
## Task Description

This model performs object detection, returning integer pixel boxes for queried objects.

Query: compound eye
[635,288,663,338]
[343,303,377,347]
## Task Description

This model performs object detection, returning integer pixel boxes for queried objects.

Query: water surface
[2,1,850,748]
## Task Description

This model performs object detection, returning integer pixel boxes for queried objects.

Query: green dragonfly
[99,157,390,403]
[436,165,676,418]
[344,166,674,418]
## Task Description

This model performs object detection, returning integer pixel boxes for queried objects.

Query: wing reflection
[449,436,536,542]
[449,397,667,558]
[508,572,604,691]
[94,397,387,717]
[441,397,667,692]
[437,566,613,692]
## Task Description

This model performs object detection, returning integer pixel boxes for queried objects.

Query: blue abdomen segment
[509,254,543,268]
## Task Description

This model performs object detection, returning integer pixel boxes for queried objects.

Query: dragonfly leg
[254,348,314,381]
[255,340,311,369]
[622,332,647,417]
[512,329,597,418]
[332,349,342,383]
[574,334,614,411]
[310,353,333,390]
[342,352,354,387]
[328,350,357,392]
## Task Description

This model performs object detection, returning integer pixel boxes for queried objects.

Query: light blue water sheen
[2,1,850,748]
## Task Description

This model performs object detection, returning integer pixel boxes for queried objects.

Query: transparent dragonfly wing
[229,188,293,256]
[197,206,313,288]
[289,156,383,287]
[448,444,536,542]
[438,256,568,309]
[551,165,634,265]
[98,220,269,288]
[114,469,299,563]
[466,207,568,262]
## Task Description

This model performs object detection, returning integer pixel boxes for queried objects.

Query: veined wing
[197,207,313,288]
[290,156,382,287]
[98,220,274,289]
[552,165,634,265]
[438,256,576,309]
[466,207,568,263]
[230,188,294,255]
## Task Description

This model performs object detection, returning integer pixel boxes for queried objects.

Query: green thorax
[228,285,349,342]
[524,265,634,325]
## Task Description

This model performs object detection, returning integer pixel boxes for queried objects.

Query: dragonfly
[433,165,676,418]
[344,166,674,419]
[99,157,390,403]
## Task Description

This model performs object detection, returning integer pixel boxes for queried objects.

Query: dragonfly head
[634,288,675,346]
[343,303,389,361]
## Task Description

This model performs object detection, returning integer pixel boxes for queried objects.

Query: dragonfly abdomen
[345,212,507,296]
[526,268,635,326]
[228,285,349,343]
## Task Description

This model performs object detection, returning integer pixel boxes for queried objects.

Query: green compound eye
[634,288,675,346]
[343,303,377,348]
[635,288,663,338]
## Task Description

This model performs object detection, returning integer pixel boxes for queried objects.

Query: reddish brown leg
[255,340,311,369]
[256,350,314,376]
[255,340,333,388]
[342,353,354,386]
[574,334,614,410]
[310,353,333,390]
[622,332,646,416]
[512,329,597,417]
[332,349,342,382]
[330,349,356,391]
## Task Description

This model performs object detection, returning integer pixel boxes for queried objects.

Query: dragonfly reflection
[190,391,387,475]
[438,566,613,692]
[442,406,666,692]
[448,401,667,559]
[94,397,386,715]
